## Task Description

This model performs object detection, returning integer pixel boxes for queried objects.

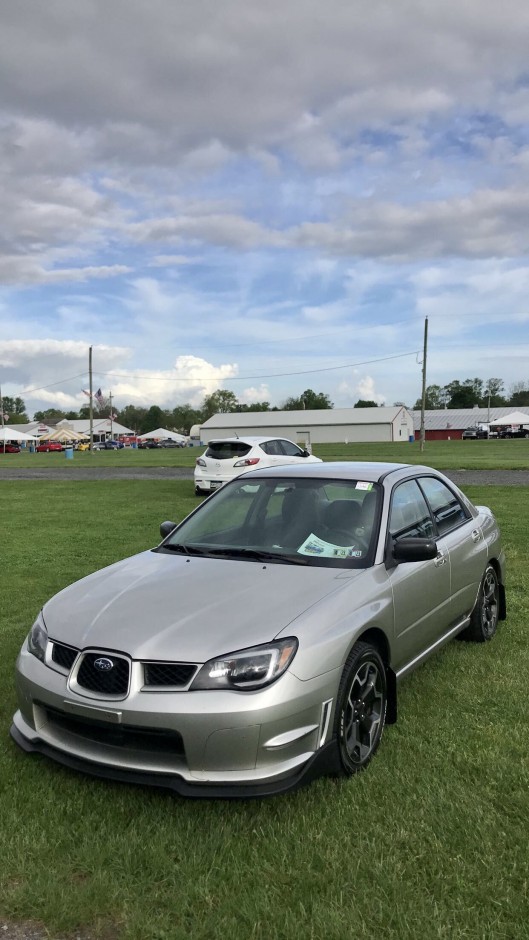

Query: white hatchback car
[194,436,322,495]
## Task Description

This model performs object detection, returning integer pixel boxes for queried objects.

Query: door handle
[434,551,447,567]
[471,529,482,542]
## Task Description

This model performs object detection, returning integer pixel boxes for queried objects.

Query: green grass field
[1,479,528,939]
[2,437,529,470]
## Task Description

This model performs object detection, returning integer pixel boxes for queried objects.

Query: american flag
[95,388,104,405]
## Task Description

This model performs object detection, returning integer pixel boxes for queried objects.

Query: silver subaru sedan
[11,461,506,798]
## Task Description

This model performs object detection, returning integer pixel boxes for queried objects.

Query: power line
[95,350,420,384]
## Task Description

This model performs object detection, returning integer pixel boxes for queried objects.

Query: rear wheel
[461,565,499,642]
[335,641,387,775]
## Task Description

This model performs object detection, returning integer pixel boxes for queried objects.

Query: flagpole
[110,390,113,441]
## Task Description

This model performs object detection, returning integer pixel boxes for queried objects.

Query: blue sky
[2,0,529,418]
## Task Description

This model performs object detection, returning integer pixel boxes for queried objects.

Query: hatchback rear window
[205,442,252,460]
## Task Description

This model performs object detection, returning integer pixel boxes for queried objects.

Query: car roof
[206,436,295,445]
[237,460,417,484]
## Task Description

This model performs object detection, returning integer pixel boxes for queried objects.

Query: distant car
[0,443,21,454]
[461,427,488,440]
[76,442,90,451]
[138,439,160,449]
[194,436,322,495]
[11,461,506,798]
[497,427,529,439]
[160,439,185,448]
[36,441,63,452]
[101,440,124,450]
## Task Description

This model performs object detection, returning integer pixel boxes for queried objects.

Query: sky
[2,0,529,419]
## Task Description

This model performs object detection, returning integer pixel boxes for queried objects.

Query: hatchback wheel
[462,565,499,642]
[335,641,387,775]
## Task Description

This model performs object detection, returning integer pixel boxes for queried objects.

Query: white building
[198,407,414,446]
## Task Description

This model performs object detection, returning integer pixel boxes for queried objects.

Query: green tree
[118,405,148,433]
[236,402,271,412]
[282,389,333,410]
[33,408,68,423]
[354,399,379,408]
[413,384,446,409]
[139,405,168,434]
[2,395,29,422]
[481,378,506,408]
[170,404,203,435]
[202,389,239,419]
[508,382,529,406]
[444,379,483,409]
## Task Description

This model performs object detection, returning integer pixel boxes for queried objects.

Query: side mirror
[302,449,310,457]
[391,537,438,565]
[160,520,178,540]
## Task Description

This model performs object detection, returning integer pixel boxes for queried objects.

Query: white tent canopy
[0,427,38,441]
[490,411,529,425]
[138,428,187,442]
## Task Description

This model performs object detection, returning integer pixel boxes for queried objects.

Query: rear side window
[279,440,305,457]
[205,442,251,460]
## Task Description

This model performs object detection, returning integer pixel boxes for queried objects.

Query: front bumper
[12,647,341,797]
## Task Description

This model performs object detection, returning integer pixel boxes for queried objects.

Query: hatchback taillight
[196,457,206,467]
[233,457,260,467]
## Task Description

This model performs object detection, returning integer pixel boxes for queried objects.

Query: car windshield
[159,477,381,568]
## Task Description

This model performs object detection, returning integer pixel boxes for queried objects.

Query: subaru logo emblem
[94,656,114,671]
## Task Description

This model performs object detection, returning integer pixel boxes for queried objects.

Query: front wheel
[461,565,500,642]
[335,641,387,775]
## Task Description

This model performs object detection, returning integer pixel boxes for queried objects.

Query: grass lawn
[1,480,528,939]
[2,438,529,471]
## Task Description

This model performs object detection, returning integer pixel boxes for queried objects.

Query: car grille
[76,653,130,696]
[51,642,78,671]
[41,705,185,756]
[143,662,197,688]
[48,643,198,695]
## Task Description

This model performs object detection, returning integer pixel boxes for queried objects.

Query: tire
[461,565,500,642]
[335,641,387,775]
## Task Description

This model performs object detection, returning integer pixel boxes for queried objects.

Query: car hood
[42,550,362,662]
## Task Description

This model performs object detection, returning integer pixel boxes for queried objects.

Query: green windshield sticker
[355,482,373,491]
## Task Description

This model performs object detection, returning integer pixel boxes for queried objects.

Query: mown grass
[1,480,528,939]
[2,437,529,471]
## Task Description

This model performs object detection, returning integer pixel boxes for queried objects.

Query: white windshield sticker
[298,534,362,558]
[355,481,373,491]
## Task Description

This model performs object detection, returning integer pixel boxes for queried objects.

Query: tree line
[5,377,528,435]
[414,378,529,411]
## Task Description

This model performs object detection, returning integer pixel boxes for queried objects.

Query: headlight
[191,637,298,691]
[27,614,48,663]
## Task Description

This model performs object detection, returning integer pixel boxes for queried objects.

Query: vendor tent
[0,427,38,441]
[40,428,89,443]
[138,428,187,442]
[490,411,529,425]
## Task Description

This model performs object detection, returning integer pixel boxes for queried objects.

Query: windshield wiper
[198,547,310,565]
[160,543,208,556]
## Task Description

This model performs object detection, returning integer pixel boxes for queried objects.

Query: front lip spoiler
[9,723,341,799]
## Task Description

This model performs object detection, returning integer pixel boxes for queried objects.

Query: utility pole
[0,384,5,454]
[419,317,428,453]
[89,346,94,452]
[109,390,113,441]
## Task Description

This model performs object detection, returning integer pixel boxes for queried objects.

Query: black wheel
[335,641,387,775]
[195,486,202,496]
[462,565,500,642]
